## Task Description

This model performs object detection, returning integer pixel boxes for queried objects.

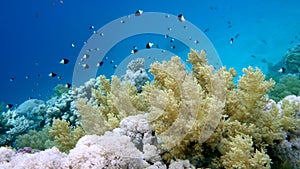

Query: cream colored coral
[221,134,271,169]
[145,49,226,161]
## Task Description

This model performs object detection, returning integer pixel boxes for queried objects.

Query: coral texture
[268,74,300,102]
[221,134,271,169]
[120,58,150,92]
[15,126,55,150]
[66,132,146,169]
[143,50,226,161]
[49,119,84,153]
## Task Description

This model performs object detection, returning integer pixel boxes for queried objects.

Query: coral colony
[0,49,300,169]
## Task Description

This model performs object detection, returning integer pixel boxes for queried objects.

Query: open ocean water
[0,0,299,106]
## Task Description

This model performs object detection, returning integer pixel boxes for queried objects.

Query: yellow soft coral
[231,66,275,121]
[78,75,148,135]
[49,119,84,153]
[221,134,271,169]
[145,50,226,162]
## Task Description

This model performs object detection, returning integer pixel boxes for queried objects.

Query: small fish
[110,60,114,63]
[177,14,185,22]
[71,43,75,48]
[230,38,234,45]
[113,65,118,68]
[59,0,64,4]
[83,54,90,59]
[146,42,154,49]
[82,64,89,69]
[135,10,143,16]
[9,77,14,82]
[60,58,69,64]
[89,25,94,29]
[6,104,13,109]
[57,76,62,80]
[65,83,71,88]
[97,61,104,67]
[204,28,210,32]
[48,72,57,77]
[278,67,285,73]
[25,75,30,79]
[171,46,176,49]
[131,49,138,54]
[170,38,175,43]
[261,58,267,63]
[235,33,240,39]
[250,55,256,58]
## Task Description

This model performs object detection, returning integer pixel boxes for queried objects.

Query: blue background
[0,0,299,105]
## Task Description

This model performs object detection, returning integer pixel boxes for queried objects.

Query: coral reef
[0,147,67,169]
[283,44,300,74]
[76,74,148,136]
[1,110,31,146]
[15,126,56,150]
[268,74,300,102]
[49,119,84,153]
[120,58,150,92]
[142,50,226,162]
[220,133,271,169]
[1,49,300,168]
[45,91,78,126]
[267,44,300,100]
[52,84,70,97]
[16,99,46,130]
[66,132,146,168]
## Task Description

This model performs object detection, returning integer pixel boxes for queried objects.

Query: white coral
[169,159,194,169]
[0,147,67,169]
[0,147,15,163]
[120,114,157,149]
[66,132,146,169]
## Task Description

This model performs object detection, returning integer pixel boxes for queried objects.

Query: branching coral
[66,132,146,169]
[120,58,150,92]
[221,133,271,169]
[49,119,84,153]
[268,75,300,102]
[77,75,149,135]
[2,48,295,168]
[143,49,226,162]
[76,98,111,135]
[15,125,55,150]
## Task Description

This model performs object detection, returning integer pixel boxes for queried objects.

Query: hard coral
[120,58,150,92]
[268,74,300,102]
[66,132,146,169]
[283,44,300,74]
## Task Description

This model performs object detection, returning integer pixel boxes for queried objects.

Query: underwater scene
[0,0,299,168]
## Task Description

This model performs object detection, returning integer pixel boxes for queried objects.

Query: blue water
[0,0,300,106]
